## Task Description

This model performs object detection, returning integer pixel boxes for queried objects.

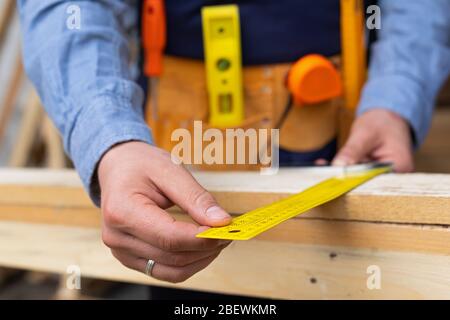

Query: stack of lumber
[0,168,450,299]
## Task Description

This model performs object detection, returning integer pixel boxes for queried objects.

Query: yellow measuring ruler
[197,164,391,240]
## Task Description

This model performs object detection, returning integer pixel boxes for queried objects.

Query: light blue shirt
[18,0,450,205]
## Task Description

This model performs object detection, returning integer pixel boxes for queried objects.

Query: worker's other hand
[98,142,232,283]
[332,109,414,172]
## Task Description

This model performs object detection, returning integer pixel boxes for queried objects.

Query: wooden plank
[1,205,450,256]
[0,51,24,147]
[0,221,449,299]
[0,0,15,47]
[0,169,450,226]
[8,90,43,166]
[1,169,450,299]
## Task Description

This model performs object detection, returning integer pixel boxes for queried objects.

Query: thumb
[154,164,232,227]
[183,186,232,227]
[332,129,377,166]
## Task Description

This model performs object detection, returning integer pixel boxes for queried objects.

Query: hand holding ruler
[197,163,392,241]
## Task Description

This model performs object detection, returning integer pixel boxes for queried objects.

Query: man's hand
[98,142,232,283]
[332,109,414,172]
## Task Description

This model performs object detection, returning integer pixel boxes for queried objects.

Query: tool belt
[141,2,366,170]
[146,55,347,170]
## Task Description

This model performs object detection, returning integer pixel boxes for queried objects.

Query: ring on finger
[145,259,156,277]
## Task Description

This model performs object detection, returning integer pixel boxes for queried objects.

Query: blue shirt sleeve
[358,0,450,147]
[18,0,153,206]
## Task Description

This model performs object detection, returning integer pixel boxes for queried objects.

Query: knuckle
[156,231,181,252]
[102,202,125,227]
[188,188,216,209]
[101,229,116,248]
[169,254,191,268]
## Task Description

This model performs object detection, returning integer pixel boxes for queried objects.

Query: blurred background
[0,1,153,300]
[0,1,449,299]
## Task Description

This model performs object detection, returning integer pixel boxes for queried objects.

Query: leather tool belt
[145,55,345,170]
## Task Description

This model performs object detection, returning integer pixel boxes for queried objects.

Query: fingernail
[205,206,230,221]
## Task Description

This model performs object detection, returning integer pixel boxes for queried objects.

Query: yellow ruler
[197,164,391,240]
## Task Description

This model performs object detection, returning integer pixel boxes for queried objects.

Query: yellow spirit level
[202,5,244,128]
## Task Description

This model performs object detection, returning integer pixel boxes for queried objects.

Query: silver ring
[145,259,156,277]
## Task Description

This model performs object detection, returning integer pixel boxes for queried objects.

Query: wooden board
[1,169,450,299]
[1,221,450,299]
[0,168,450,226]
[8,90,43,166]
[0,51,24,147]
[0,0,15,46]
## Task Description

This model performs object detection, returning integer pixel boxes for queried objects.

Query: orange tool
[142,0,167,121]
[287,54,342,106]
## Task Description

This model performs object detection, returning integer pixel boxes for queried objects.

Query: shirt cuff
[357,74,432,147]
[69,94,153,206]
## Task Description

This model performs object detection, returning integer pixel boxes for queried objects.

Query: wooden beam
[1,169,450,298]
[1,221,450,299]
[8,90,43,167]
[0,51,24,147]
[0,0,15,47]
[0,169,449,226]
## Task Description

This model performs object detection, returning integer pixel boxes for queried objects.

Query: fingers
[103,200,230,252]
[332,109,415,171]
[151,253,219,283]
[111,250,220,283]
[315,159,329,166]
[332,126,378,167]
[104,228,229,267]
[371,144,414,173]
[149,155,232,227]
[392,155,414,173]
